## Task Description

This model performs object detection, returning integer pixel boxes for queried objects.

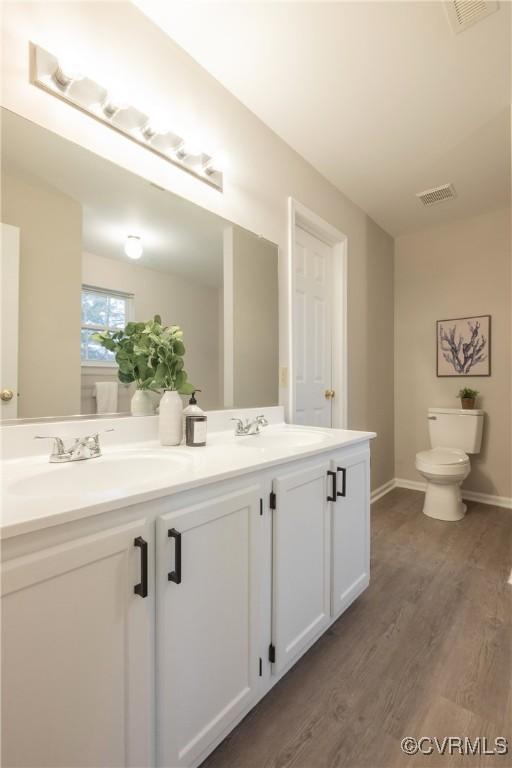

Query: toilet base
[422,481,467,522]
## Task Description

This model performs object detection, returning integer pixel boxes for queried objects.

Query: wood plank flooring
[202,489,512,768]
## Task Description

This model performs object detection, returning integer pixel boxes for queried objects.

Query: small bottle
[183,390,207,447]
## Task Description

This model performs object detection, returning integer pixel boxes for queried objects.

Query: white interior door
[294,225,333,426]
[0,223,20,418]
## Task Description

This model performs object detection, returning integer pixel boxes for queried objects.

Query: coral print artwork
[437,315,491,377]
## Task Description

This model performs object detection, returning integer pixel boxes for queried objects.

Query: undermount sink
[9,452,192,498]
[235,428,327,451]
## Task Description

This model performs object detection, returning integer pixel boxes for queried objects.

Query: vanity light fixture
[124,235,143,260]
[29,42,224,191]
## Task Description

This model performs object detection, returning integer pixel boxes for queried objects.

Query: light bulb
[141,120,173,142]
[203,150,228,175]
[124,235,143,260]
[141,122,159,141]
[53,54,84,88]
[102,85,131,118]
[180,134,203,158]
[142,111,174,140]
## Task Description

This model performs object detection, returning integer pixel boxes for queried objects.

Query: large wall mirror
[0,108,279,421]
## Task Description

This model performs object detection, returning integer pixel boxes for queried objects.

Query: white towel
[94,381,118,414]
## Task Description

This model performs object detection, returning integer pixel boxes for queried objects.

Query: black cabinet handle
[168,528,182,584]
[134,536,148,598]
[336,467,347,498]
[327,470,337,501]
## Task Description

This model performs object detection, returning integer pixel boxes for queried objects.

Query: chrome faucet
[34,429,114,463]
[231,415,269,436]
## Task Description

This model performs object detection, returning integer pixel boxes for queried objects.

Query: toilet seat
[416,447,468,466]
[415,447,469,477]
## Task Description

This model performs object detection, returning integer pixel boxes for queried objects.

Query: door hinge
[268,644,276,664]
[269,491,276,510]
[259,498,263,516]
[259,657,263,676]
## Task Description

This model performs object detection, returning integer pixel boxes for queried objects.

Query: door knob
[324,389,335,400]
[0,389,14,402]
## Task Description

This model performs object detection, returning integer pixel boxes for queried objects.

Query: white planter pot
[131,389,154,417]
[159,390,183,445]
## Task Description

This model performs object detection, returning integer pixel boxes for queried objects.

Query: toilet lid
[416,448,468,466]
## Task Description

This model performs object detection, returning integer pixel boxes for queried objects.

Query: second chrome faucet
[230,415,269,436]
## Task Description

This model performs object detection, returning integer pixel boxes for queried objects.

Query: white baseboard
[370,478,512,510]
[460,488,512,509]
[394,478,426,493]
[394,477,512,510]
[370,479,396,503]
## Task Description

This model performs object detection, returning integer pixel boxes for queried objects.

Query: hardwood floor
[202,489,512,768]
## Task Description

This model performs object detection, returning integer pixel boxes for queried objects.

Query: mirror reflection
[0,109,279,421]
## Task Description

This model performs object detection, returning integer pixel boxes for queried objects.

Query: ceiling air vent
[445,1,499,34]
[416,184,457,207]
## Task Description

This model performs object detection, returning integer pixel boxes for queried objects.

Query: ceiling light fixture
[124,235,143,260]
[29,42,224,191]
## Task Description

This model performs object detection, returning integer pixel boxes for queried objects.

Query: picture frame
[436,315,491,377]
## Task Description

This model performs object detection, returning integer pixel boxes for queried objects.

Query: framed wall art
[436,315,491,377]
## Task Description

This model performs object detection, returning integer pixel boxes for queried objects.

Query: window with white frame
[81,286,133,365]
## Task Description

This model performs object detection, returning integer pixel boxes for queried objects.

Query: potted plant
[93,320,158,416]
[457,387,479,410]
[93,316,194,427]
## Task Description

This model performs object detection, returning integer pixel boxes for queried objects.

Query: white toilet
[415,407,484,522]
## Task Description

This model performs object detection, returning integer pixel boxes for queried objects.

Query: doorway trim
[288,198,348,428]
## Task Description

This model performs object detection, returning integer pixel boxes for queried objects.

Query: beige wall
[395,208,511,498]
[82,251,221,411]
[366,221,395,490]
[2,1,395,489]
[1,174,81,417]
[231,228,279,408]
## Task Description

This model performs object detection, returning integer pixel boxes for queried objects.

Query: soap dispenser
[183,390,207,447]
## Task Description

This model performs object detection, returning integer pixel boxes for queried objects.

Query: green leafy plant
[457,387,479,399]
[93,315,194,394]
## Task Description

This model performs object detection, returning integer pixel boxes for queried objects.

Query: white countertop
[0,422,375,540]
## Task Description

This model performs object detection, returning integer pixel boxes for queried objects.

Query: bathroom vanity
[1,104,372,768]
[1,409,374,768]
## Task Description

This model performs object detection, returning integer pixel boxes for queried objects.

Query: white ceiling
[1,109,227,286]
[134,0,511,236]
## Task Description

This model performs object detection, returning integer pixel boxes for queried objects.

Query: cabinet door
[271,461,331,674]
[1,519,153,768]
[331,446,370,618]
[157,485,261,768]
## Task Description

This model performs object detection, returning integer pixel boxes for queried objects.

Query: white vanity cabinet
[270,460,332,673]
[1,518,154,768]
[1,431,372,768]
[156,484,262,768]
[330,445,371,617]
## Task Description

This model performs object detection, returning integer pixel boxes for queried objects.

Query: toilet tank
[428,408,484,453]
